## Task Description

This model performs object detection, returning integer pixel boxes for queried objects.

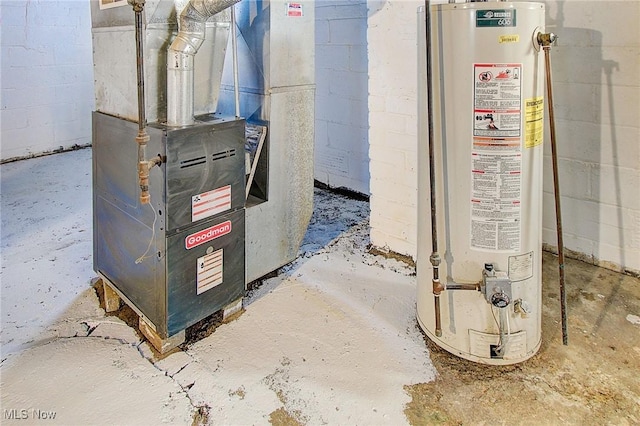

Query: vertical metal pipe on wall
[230,5,241,118]
[538,31,568,346]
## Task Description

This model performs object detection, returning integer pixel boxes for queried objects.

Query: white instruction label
[471,63,523,252]
[470,151,522,252]
[192,185,231,222]
[509,251,534,282]
[99,0,127,10]
[197,249,223,295]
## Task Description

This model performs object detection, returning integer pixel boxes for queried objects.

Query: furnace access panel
[93,112,246,339]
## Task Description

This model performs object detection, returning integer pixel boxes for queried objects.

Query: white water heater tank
[417,1,546,364]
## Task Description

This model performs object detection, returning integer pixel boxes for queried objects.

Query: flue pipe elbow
[167,0,242,126]
[170,0,241,56]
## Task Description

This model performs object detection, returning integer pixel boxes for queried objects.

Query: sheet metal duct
[90,0,232,123]
[217,0,315,283]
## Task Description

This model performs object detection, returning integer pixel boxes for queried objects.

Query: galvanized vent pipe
[167,0,242,126]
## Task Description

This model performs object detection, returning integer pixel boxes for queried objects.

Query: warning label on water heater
[474,63,522,138]
[525,96,544,148]
[471,63,523,252]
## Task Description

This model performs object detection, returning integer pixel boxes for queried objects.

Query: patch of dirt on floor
[191,405,210,426]
[405,252,640,425]
[269,407,304,426]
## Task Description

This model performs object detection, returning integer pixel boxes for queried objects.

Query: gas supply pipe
[129,0,161,205]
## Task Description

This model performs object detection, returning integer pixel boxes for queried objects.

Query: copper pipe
[434,294,442,337]
[538,32,568,346]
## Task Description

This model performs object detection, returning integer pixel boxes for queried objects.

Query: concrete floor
[1,149,639,425]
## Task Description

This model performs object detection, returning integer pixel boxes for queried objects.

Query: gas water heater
[417,1,546,364]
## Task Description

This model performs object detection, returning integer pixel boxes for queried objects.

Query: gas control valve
[482,263,513,308]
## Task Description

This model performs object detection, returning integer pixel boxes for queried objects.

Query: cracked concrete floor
[2,149,639,425]
[0,149,434,424]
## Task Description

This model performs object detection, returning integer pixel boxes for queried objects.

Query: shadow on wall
[545,0,629,333]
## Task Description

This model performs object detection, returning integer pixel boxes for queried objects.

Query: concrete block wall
[367,0,422,257]
[541,0,640,273]
[367,0,640,273]
[1,0,94,162]
[315,0,370,195]
[3,0,637,272]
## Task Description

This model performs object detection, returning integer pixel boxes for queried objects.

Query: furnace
[90,0,314,352]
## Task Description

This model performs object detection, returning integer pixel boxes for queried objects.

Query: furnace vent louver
[212,149,236,161]
[180,156,207,168]
[179,149,236,169]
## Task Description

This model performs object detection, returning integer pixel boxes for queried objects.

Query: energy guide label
[197,249,223,295]
[470,152,522,252]
[192,185,231,222]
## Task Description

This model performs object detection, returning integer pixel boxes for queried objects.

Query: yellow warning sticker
[499,35,520,44]
[525,97,544,148]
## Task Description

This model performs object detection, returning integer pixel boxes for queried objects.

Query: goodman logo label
[185,221,231,250]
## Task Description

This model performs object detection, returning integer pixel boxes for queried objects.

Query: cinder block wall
[3,0,638,273]
[541,0,640,273]
[0,0,94,162]
[315,0,370,195]
[367,0,640,273]
[367,0,422,257]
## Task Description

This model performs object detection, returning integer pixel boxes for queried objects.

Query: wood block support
[102,280,121,312]
[138,317,185,354]
[222,297,244,323]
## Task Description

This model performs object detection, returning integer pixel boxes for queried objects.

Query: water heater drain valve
[482,263,512,308]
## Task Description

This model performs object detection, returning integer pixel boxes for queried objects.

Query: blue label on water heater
[476,9,517,27]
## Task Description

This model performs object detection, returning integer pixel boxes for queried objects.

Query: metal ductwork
[167,0,242,126]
